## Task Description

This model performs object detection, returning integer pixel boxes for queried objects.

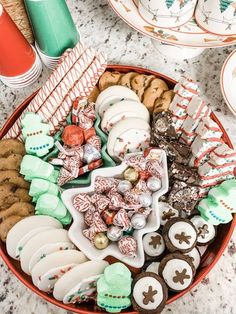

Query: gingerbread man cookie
[163,218,197,253]
[159,253,195,292]
[158,202,180,226]
[143,232,165,258]
[132,272,168,313]
[190,215,216,245]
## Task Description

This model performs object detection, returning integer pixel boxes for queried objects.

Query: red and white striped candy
[113,209,132,231]
[118,236,137,257]
[73,193,93,213]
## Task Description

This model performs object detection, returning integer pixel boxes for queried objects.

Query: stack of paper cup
[0,4,42,88]
[24,0,80,70]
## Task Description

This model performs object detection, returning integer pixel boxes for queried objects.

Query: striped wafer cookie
[4,42,86,139]
[49,52,107,133]
[39,47,96,122]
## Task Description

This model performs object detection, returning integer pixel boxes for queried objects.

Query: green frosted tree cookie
[21,112,54,157]
[198,179,236,225]
[97,262,132,313]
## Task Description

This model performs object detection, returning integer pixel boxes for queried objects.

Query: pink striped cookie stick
[3,42,86,139]
[38,48,96,122]
[49,52,107,133]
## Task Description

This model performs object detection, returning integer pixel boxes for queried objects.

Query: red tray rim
[0,64,235,314]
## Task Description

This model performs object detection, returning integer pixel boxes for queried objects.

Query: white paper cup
[138,0,198,28]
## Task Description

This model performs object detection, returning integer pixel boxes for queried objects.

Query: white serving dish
[62,150,168,268]
[220,49,236,116]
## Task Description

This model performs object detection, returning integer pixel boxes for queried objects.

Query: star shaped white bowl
[62,150,168,268]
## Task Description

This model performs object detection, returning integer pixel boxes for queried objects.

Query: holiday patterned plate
[108,0,236,48]
[221,49,236,116]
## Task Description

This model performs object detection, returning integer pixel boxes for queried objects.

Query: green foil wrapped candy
[35,193,71,225]
[20,155,59,183]
[29,178,59,202]
[97,262,132,313]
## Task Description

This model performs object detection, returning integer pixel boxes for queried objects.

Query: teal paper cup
[24,0,80,57]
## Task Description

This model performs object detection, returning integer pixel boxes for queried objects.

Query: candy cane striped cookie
[50,52,107,133]
[195,117,222,140]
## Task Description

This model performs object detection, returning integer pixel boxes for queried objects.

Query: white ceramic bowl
[62,150,168,268]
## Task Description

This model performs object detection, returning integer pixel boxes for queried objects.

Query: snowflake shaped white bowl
[62,150,168,268]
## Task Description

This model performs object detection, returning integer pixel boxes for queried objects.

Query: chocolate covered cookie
[159,253,195,292]
[145,262,160,275]
[143,232,165,258]
[163,218,197,253]
[190,215,216,245]
[158,201,180,226]
[184,247,201,270]
[132,272,168,314]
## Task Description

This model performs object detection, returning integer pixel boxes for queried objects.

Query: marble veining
[0,0,235,313]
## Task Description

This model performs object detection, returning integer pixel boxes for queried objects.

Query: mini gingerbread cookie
[153,90,174,113]
[190,215,216,245]
[159,253,195,292]
[0,139,25,157]
[119,71,138,89]
[132,272,168,314]
[99,71,122,91]
[131,74,155,100]
[143,78,169,113]
[143,232,165,258]
[158,202,180,226]
[163,217,197,253]
[184,247,201,270]
[0,170,30,189]
[0,154,23,171]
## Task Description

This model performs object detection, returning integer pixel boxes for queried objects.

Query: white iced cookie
[146,262,160,275]
[95,85,139,117]
[158,202,179,226]
[143,232,165,257]
[163,218,197,253]
[107,118,150,161]
[20,229,74,275]
[159,253,195,291]
[101,100,150,133]
[53,260,108,302]
[6,215,62,260]
[191,215,216,245]
[184,247,201,269]
[31,250,88,292]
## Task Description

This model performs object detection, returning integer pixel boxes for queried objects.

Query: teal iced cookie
[97,262,132,313]
[22,112,54,157]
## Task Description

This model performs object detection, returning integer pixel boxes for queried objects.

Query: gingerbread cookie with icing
[163,218,197,253]
[190,215,216,246]
[159,253,195,292]
[143,232,165,258]
[132,272,168,314]
[158,202,180,226]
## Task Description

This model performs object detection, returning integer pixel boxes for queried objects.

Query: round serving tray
[0,65,235,314]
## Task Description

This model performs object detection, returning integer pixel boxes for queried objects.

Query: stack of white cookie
[6,215,108,304]
[95,85,151,161]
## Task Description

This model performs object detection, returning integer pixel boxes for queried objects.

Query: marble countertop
[0,0,235,313]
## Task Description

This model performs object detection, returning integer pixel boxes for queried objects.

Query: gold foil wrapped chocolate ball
[123,167,139,183]
[94,232,109,250]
